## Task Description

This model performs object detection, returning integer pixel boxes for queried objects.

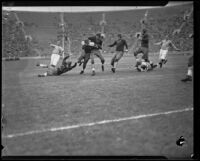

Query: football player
[154,35,180,68]
[108,34,128,73]
[78,39,96,75]
[38,55,77,77]
[181,33,193,82]
[36,41,64,68]
[133,28,150,63]
[88,33,106,76]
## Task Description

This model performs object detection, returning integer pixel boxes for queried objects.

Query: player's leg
[113,51,124,73]
[181,56,193,82]
[134,48,143,68]
[77,51,85,66]
[80,54,90,74]
[159,49,168,68]
[95,50,105,72]
[50,54,61,67]
[36,63,48,68]
[141,47,149,62]
[111,53,117,73]
[90,51,96,76]
[38,68,55,77]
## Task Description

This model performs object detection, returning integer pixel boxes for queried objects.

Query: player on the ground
[88,33,106,76]
[36,41,64,68]
[134,52,157,72]
[154,35,180,68]
[38,55,77,77]
[108,34,128,73]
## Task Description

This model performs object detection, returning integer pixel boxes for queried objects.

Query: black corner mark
[1,145,4,151]
[176,136,186,146]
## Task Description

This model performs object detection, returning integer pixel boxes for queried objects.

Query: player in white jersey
[154,35,180,68]
[36,41,64,68]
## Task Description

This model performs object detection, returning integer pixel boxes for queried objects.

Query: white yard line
[2,107,193,139]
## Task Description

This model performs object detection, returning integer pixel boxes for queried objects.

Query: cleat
[111,67,116,73]
[137,67,142,72]
[80,70,84,74]
[38,74,45,77]
[36,63,40,66]
[91,70,96,76]
[181,76,192,82]
[102,65,104,72]
[164,59,168,64]
[152,64,158,69]
[159,62,162,68]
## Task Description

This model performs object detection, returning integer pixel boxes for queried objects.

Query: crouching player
[134,52,157,72]
[38,55,77,77]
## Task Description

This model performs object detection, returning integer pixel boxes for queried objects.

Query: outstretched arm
[49,43,57,48]
[170,41,180,51]
[154,41,162,45]
[108,41,117,47]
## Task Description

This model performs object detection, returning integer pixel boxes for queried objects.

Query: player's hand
[173,29,181,36]
[125,49,128,52]
[189,33,193,38]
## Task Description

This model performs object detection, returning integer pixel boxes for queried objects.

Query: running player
[108,34,128,73]
[154,35,180,68]
[78,39,96,74]
[88,33,106,76]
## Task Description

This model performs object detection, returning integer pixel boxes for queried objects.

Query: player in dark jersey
[78,39,97,75]
[38,55,77,77]
[134,28,149,63]
[108,34,128,73]
[88,33,105,76]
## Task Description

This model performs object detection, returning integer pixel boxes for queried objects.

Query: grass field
[2,53,193,158]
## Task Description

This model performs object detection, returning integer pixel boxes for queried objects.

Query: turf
[2,53,193,158]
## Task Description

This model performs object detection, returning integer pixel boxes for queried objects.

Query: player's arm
[124,40,128,52]
[49,43,57,48]
[154,41,162,45]
[170,41,180,51]
[108,41,116,47]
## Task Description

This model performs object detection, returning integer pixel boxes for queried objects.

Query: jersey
[88,36,103,49]
[52,45,64,56]
[140,33,149,48]
[109,39,128,51]
[160,40,173,50]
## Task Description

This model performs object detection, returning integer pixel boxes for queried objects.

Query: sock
[187,68,192,77]
[44,72,47,76]
[92,68,95,71]
[40,64,48,68]
[114,61,118,69]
